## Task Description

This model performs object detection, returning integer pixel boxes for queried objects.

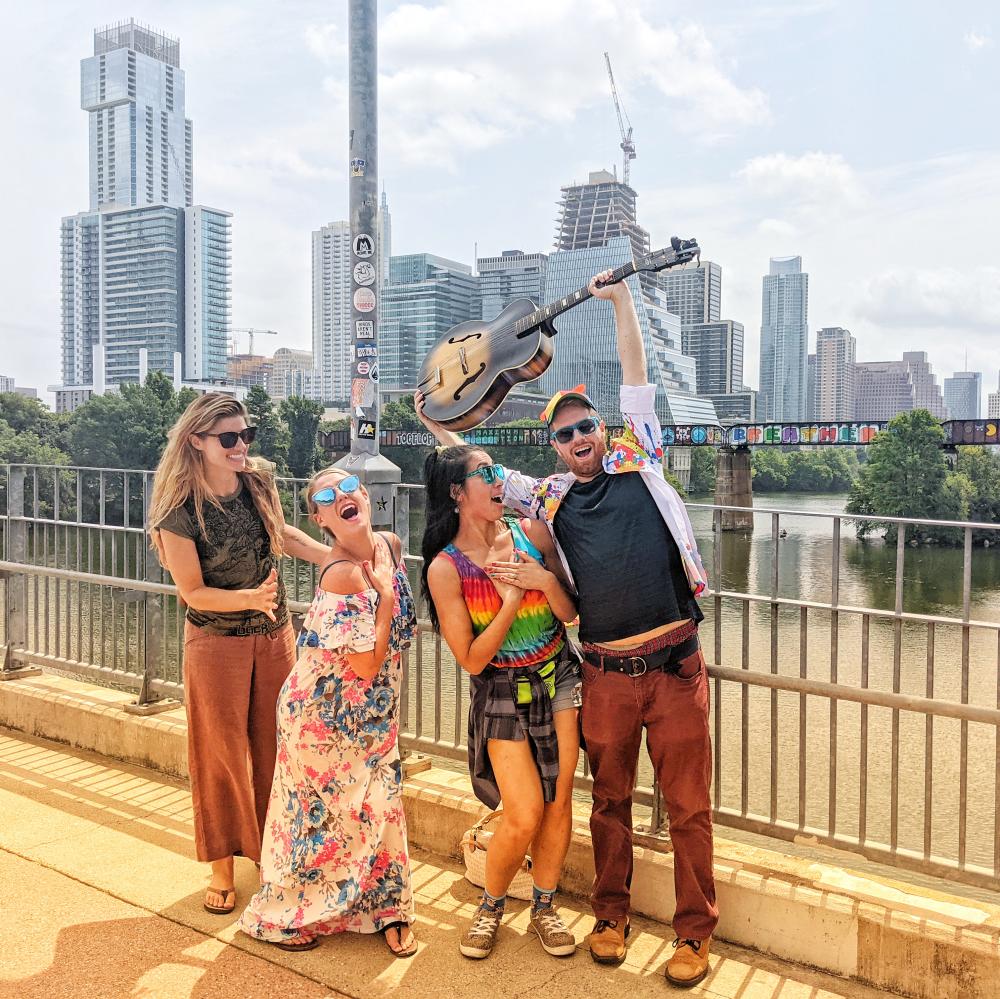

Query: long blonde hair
[148,393,285,563]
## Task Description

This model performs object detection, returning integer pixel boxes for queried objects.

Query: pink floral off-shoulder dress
[239,554,416,942]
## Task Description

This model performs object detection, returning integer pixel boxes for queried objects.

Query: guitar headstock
[637,237,701,274]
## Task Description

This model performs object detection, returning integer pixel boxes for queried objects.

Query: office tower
[538,237,715,426]
[378,189,391,288]
[227,353,272,391]
[902,351,948,419]
[943,371,982,420]
[682,321,744,397]
[84,21,191,211]
[312,221,351,405]
[555,170,649,258]
[854,351,947,422]
[0,376,14,394]
[477,250,548,321]
[659,262,721,326]
[381,254,480,391]
[988,374,1000,420]
[758,256,809,421]
[806,354,817,421]
[55,22,234,412]
[814,327,856,421]
[269,348,316,401]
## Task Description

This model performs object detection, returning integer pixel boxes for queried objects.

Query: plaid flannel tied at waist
[467,657,564,810]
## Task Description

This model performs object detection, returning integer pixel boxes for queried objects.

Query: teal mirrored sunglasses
[462,463,505,486]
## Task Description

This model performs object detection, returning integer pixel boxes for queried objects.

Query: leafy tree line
[0,376,326,479]
[847,409,1000,544]
[686,446,860,496]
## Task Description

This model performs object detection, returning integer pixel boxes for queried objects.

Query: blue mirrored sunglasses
[311,475,361,505]
[463,463,505,486]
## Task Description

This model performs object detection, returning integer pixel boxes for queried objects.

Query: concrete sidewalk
[0,729,892,999]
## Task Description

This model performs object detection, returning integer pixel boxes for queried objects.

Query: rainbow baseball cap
[540,384,598,426]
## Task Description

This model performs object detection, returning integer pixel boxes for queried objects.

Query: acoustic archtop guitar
[416,237,700,430]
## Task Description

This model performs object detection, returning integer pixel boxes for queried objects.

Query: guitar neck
[513,258,639,336]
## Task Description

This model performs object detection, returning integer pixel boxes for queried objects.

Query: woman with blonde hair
[149,392,326,917]
[239,465,417,956]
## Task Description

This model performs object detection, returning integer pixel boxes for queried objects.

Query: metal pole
[337,0,399,530]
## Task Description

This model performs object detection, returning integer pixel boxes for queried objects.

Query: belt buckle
[626,655,647,677]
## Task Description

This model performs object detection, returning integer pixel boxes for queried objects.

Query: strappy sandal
[203,886,236,915]
[381,920,417,959]
[272,933,321,952]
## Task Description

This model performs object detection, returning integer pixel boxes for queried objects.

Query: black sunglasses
[197,426,257,449]
[552,417,599,445]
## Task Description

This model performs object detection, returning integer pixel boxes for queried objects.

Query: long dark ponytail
[420,444,479,631]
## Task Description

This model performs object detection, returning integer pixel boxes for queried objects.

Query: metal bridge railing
[2,463,1000,892]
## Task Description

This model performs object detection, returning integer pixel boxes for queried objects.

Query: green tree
[954,446,1000,540]
[751,450,790,491]
[246,385,289,474]
[0,420,68,466]
[846,409,968,543]
[688,447,716,495]
[280,395,324,479]
[67,375,184,470]
[0,393,70,453]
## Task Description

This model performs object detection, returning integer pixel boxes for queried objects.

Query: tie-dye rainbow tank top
[440,522,565,669]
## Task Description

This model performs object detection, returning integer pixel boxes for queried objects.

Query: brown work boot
[586,917,630,965]
[665,936,711,988]
[529,905,576,957]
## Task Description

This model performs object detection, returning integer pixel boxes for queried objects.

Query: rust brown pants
[183,621,296,863]
[580,637,719,941]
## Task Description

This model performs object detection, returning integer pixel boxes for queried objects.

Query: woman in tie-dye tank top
[422,445,581,963]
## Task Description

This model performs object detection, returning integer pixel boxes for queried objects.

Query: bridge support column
[715,446,753,531]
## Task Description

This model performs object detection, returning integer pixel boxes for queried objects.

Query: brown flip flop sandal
[272,934,321,952]
[381,920,417,959]
[203,886,236,915]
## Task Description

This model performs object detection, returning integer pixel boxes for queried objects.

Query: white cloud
[856,267,1000,332]
[963,30,993,52]
[304,0,770,170]
[739,152,864,208]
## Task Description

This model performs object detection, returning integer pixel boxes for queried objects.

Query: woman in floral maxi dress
[239,467,417,956]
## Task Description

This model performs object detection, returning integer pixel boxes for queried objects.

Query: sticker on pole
[353,261,376,286]
[350,157,366,177]
[353,234,375,258]
[356,361,371,376]
[357,420,376,440]
[355,320,374,339]
[368,362,379,382]
[356,345,377,358]
[353,288,376,313]
[352,377,376,414]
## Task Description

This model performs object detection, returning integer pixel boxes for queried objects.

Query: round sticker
[356,361,371,375]
[353,261,376,286]
[354,288,376,313]
[353,234,375,258]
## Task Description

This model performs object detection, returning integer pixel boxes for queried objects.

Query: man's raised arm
[589,269,646,386]
[414,390,466,447]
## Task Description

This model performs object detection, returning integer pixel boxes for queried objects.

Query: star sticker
[377,497,388,511]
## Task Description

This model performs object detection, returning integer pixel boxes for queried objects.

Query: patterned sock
[481,889,506,913]
[532,884,557,912]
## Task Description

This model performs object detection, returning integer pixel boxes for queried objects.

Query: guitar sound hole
[453,363,487,401]
[448,332,482,345]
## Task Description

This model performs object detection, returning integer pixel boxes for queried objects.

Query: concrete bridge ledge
[2,673,999,998]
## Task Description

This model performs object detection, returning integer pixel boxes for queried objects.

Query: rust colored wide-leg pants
[183,621,296,863]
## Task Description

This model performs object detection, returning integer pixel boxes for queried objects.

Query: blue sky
[2,1,998,401]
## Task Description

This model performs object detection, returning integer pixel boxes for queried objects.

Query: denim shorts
[550,656,582,713]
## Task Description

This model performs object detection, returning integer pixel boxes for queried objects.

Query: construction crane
[229,327,278,356]
[604,51,636,187]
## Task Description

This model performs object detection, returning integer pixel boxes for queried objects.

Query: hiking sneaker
[530,906,576,957]
[459,903,502,959]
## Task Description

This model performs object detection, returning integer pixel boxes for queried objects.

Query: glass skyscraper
[943,371,982,420]
[758,256,809,422]
[537,238,715,426]
[477,250,547,322]
[56,21,233,411]
[380,254,480,391]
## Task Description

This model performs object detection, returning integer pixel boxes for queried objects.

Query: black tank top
[553,471,702,644]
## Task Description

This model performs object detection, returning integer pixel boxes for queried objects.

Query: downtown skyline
[2,1,998,404]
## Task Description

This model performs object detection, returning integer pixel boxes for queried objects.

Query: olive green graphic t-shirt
[157,480,287,636]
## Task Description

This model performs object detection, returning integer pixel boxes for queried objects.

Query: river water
[401,491,1000,877]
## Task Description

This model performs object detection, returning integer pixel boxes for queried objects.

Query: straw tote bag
[460,810,534,900]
